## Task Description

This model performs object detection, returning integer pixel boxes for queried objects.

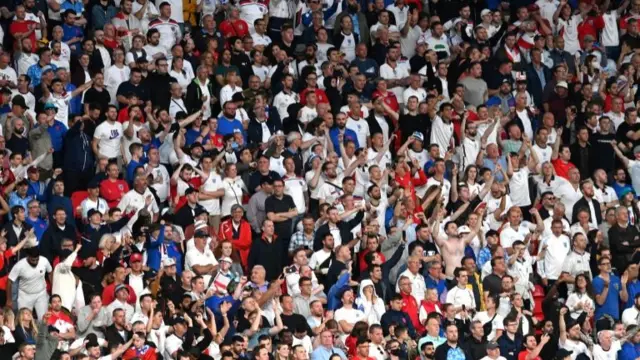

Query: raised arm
[551,127,563,161]
[611,140,631,168]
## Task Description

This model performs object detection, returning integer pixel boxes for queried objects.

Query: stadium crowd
[4,0,640,359]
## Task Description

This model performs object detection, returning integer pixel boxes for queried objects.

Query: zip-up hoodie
[356,279,386,325]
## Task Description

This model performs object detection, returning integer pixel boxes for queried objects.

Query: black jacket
[434,342,472,360]
[185,78,216,114]
[144,72,177,106]
[248,235,285,281]
[3,221,32,248]
[174,203,207,230]
[247,117,281,146]
[40,223,77,264]
[571,197,602,225]
[366,112,394,140]
[313,210,365,251]
[105,324,131,346]
[525,63,552,110]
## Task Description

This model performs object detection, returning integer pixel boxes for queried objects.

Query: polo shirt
[265,194,296,239]
[8,257,51,295]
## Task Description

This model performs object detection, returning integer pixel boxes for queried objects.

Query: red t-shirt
[117,107,146,124]
[10,21,37,51]
[219,19,249,39]
[102,283,137,306]
[0,248,14,290]
[170,176,203,211]
[299,88,330,106]
[577,15,605,48]
[518,349,541,360]
[551,158,576,180]
[100,179,130,208]
[372,90,400,114]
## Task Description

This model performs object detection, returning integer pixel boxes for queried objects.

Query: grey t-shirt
[460,76,488,107]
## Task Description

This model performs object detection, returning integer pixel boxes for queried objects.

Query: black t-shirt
[6,135,29,156]
[446,198,482,226]
[84,87,111,112]
[591,132,616,173]
[399,113,430,143]
[482,273,502,297]
[116,81,149,108]
[616,121,640,148]
[280,313,313,335]
[264,194,296,240]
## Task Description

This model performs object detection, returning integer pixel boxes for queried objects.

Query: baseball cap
[486,342,499,350]
[43,102,58,111]
[480,9,491,17]
[194,230,208,239]
[11,95,27,108]
[42,65,54,74]
[486,97,501,107]
[411,132,424,142]
[130,253,143,263]
[219,256,233,263]
[114,284,129,295]
[458,225,471,234]
[555,81,569,89]
[162,257,176,267]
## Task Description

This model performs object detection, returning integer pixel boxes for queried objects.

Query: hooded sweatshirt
[356,279,386,325]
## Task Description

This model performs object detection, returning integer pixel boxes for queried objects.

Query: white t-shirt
[284,176,307,214]
[538,233,571,280]
[601,11,620,47]
[221,177,245,217]
[309,249,332,270]
[47,93,72,128]
[472,311,504,341]
[334,307,365,341]
[593,340,621,360]
[164,333,183,360]
[426,177,451,207]
[379,63,410,104]
[500,222,536,250]
[430,116,454,158]
[145,163,171,203]
[93,121,124,159]
[0,66,17,86]
[9,257,52,295]
[509,167,531,207]
[199,172,223,216]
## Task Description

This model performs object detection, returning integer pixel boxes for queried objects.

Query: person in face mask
[51,239,83,312]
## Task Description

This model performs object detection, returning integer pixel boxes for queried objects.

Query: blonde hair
[16,308,37,338]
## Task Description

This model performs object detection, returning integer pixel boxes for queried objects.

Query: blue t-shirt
[627,280,640,309]
[593,274,622,320]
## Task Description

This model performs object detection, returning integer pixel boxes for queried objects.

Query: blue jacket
[165,241,183,275]
[145,230,165,272]
[327,272,350,311]
[63,119,94,172]
[329,127,360,156]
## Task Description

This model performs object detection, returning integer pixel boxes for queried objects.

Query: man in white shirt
[7,247,51,318]
[622,293,640,327]
[396,256,426,303]
[403,73,427,104]
[273,73,299,122]
[593,330,621,360]
[379,45,410,104]
[185,231,218,285]
[92,105,123,160]
[538,219,571,285]
[430,103,455,158]
[333,289,365,342]
[148,2,181,55]
[445,267,476,314]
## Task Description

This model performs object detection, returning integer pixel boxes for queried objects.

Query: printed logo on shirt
[109,130,120,139]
